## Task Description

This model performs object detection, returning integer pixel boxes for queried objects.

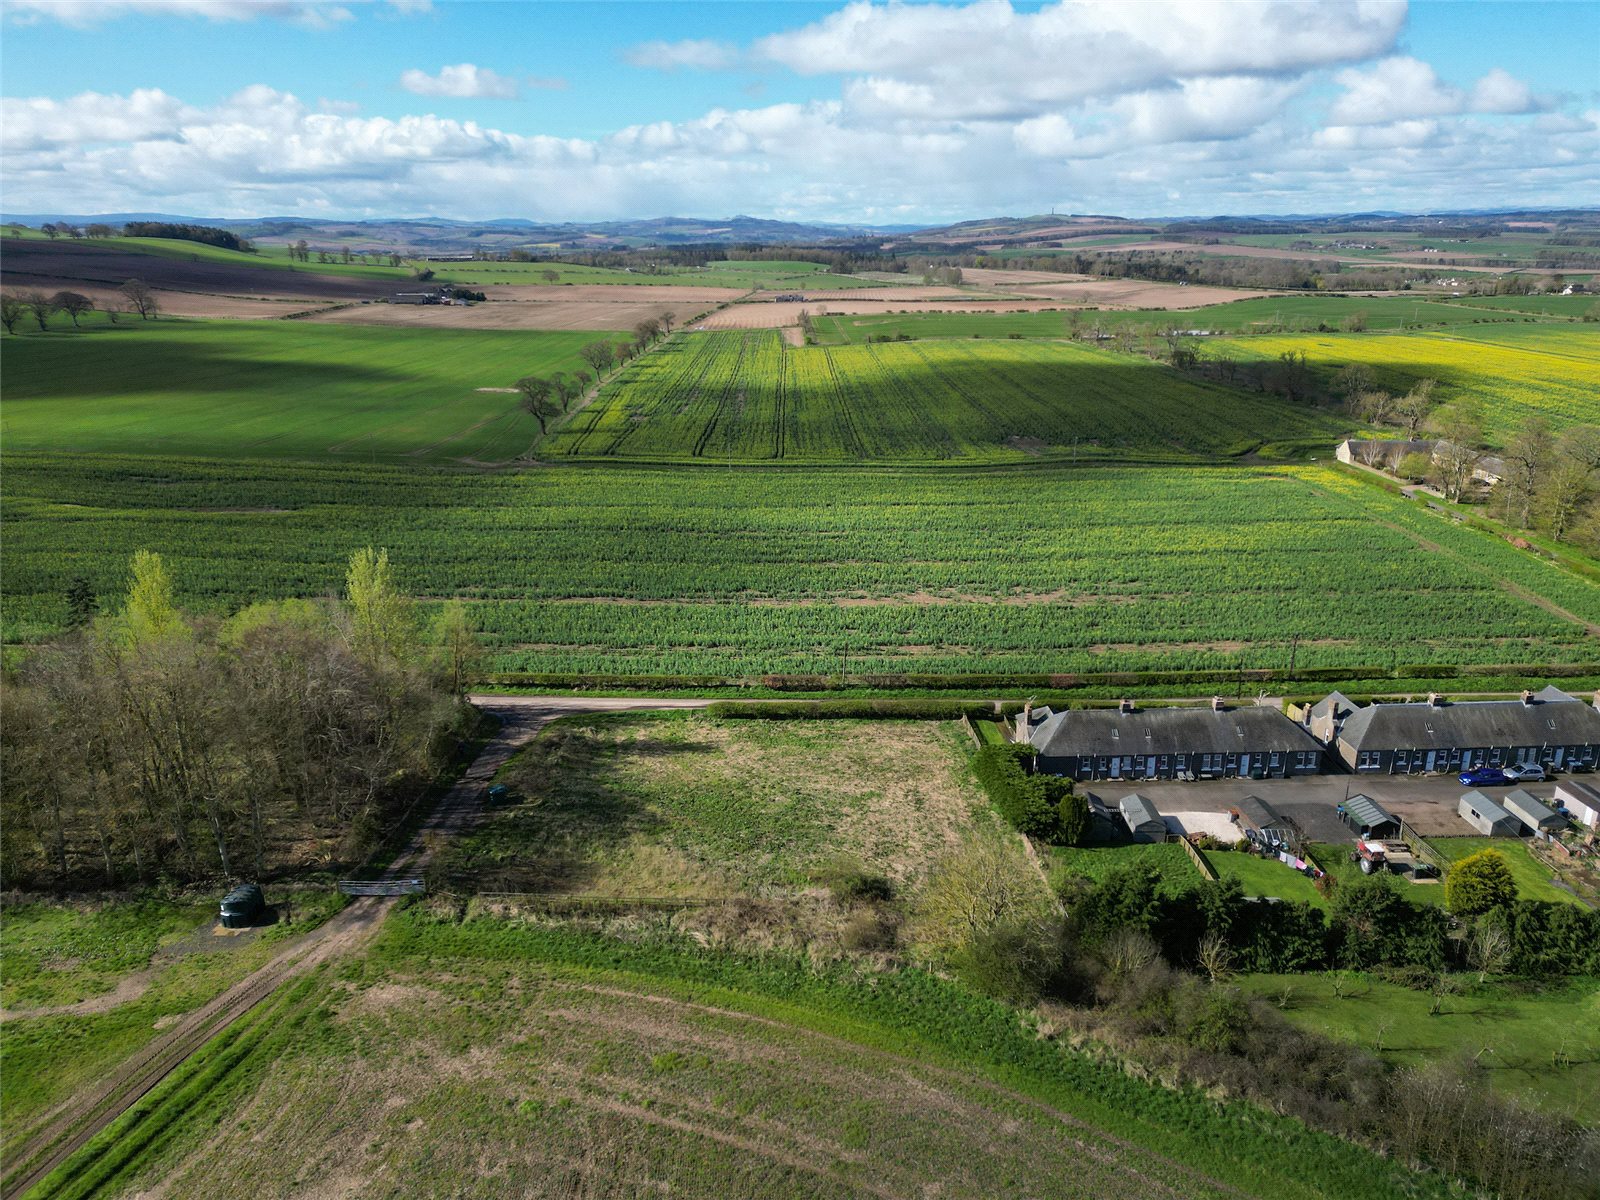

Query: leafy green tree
[124,550,181,642]
[1446,849,1516,916]
[431,600,480,695]
[345,546,418,664]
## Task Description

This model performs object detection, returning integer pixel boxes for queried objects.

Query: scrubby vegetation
[1,549,471,889]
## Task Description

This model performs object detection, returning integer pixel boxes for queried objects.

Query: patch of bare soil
[0,968,159,1023]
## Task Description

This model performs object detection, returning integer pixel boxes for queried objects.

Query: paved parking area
[1084,773,1568,840]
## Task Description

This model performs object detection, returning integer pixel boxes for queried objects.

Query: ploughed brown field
[308,285,741,331]
[0,239,397,301]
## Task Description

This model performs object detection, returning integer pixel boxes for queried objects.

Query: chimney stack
[1119,697,1134,714]
[1427,692,1443,708]
[1521,690,1535,707]
[1211,695,1226,712]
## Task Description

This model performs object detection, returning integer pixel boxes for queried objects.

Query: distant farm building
[1311,686,1600,775]
[390,291,441,305]
[1335,438,1431,470]
[1020,698,1325,781]
[1118,794,1167,843]
[1458,790,1521,837]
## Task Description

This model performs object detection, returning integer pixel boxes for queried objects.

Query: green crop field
[30,909,1465,1200]
[812,295,1555,345]
[8,457,1600,675]
[1,322,618,462]
[545,330,1342,461]
[1237,972,1600,1117]
[1214,326,1600,436]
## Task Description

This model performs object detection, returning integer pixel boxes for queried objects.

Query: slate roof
[1335,689,1600,752]
[1235,795,1290,833]
[1555,780,1600,816]
[1027,705,1322,757]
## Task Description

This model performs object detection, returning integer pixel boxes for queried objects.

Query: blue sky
[2,0,1596,222]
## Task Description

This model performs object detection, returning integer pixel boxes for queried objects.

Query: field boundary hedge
[489,662,1600,693]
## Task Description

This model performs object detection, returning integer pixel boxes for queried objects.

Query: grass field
[1237,972,1600,1117]
[545,329,1343,461]
[32,908,1465,1200]
[1,322,619,462]
[1430,837,1584,905]
[1214,325,1600,436]
[8,457,1600,675]
[438,712,1020,899]
[0,892,344,1159]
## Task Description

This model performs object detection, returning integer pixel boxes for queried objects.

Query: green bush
[971,744,1083,842]
[1444,848,1516,916]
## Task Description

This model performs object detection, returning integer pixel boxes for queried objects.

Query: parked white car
[1501,764,1547,783]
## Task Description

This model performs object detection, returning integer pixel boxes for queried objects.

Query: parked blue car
[1459,766,1507,787]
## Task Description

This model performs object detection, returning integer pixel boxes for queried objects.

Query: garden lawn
[1204,849,1328,907]
[1048,842,1201,894]
[1237,972,1600,1118]
[1430,837,1583,905]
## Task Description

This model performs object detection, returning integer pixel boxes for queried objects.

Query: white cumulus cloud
[400,64,522,100]
[1329,56,1545,125]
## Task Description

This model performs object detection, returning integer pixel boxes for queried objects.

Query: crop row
[545,331,1341,462]
[6,453,1598,675]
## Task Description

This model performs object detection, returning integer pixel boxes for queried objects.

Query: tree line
[0,278,160,332]
[1,549,477,890]
[516,319,674,435]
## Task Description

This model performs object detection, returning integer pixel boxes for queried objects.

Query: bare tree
[119,278,159,320]
[633,317,662,345]
[1467,920,1511,984]
[579,340,615,375]
[516,375,559,434]
[50,290,93,327]
[1196,931,1235,982]
[659,311,676,335]
[18,289,53,331]
[85,223,115,239]
[1394,378,1438,439]
[1499,415,1553,528]
[0,293,22,335]
[1427,404,1485,501]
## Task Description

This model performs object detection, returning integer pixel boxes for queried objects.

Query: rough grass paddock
[438,714,1016,901]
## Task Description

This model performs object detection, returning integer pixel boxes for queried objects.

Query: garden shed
[1503,788,1564,834]
[1338,794,1399,839]
[1118,794,1167,843]
[1458,791,1520,837]
[1554,780,1600,830]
